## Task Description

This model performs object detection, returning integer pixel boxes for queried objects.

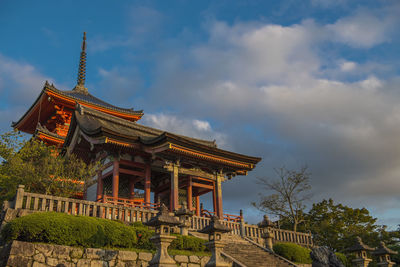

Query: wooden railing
[11,185,158,223]
[201,209,242,222]
[100,196,159,210]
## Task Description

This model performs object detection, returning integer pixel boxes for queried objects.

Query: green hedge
[2,212,207,252]
[170,234,207,252]
[273,243,312,264]
[131,222,207,252]
[2,212,137,248]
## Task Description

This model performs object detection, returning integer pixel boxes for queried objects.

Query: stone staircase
[223,239,297,267]
[189,231,297,267]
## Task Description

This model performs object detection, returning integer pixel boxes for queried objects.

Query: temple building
[12,33,261,219]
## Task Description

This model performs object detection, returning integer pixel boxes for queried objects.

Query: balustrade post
[15,185,25,209]
[239,209,245,238]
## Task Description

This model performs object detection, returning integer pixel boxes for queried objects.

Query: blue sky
[1,0,400,227]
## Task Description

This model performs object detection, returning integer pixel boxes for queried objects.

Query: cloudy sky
[1,0,400,227]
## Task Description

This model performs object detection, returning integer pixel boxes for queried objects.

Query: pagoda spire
[73,32,88,94]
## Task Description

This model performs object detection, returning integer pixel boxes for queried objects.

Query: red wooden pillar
[144,164,151,205]
[187,176,193,211]
[195,195,200,216]
[96,172,103,201]
[112,160,119,199]
[212,181,217,214]
[170,164,179,211]
[215,175,223,218]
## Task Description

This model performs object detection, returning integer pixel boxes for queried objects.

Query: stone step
[223,239,297,267]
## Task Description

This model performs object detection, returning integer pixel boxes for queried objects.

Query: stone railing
[5,185,313,248]
[272,228,313,247]
[9,185,158,223]
[189,214,313,247]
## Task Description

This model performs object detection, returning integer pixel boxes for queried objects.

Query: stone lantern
[372,241,398,267]
[258,215,275,251]
[346,236,374,267]
[174,201,194,236]
[144,204,181,267]
[199,216,231,267]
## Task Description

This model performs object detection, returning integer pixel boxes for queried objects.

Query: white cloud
[0,54,54,131]
[340,61,357,72]
[145,13,400,223]
[141,113,227,148]
[326,9,394,48]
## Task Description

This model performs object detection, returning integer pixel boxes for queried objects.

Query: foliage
[0,131,98,201]
[303,199,397,252]
[132,221,155,250]
[273,242,312,264]
[170,234,207,252]
[252,166,312,231]
[335,252,351,267]
[2,212,137,248]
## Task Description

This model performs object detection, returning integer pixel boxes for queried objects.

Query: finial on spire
[74,32,88,94]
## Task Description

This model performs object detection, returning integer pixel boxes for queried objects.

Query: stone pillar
[149,234,177,267]
[145,204,181,267]
[258,215,275,251]
[170,163,179,211]
[200,216,231,267]
[112,160,119,199]
[215,174,223,218]
[145,163,151,205]
[175,202,194,236]
[14,185,25,209]
[240,210,245,238]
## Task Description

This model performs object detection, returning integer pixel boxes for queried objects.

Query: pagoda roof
[64,104,261,171]
[12,81,143,131]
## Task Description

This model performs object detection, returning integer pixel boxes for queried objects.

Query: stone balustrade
[9,185,158,224]
[5,185,313,248]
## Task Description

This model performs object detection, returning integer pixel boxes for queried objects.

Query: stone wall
[1,241,213,267]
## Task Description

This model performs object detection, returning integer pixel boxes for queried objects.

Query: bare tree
[252,166,312,232]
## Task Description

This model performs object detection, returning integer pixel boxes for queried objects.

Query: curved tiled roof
[46,82,143,115]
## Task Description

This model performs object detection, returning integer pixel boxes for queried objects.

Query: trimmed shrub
[273,242,312,264]
[170,234,207,252]
[2,212,137,248]
[132,222,155,250]
[2,212,207,253]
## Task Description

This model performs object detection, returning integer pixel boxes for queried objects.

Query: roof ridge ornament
[73,32,89,95]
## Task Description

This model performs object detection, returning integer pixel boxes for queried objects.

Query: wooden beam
[119,168,145,177]
[164,164,216,180]
[119,159,146,169]
[192,182,213,190]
